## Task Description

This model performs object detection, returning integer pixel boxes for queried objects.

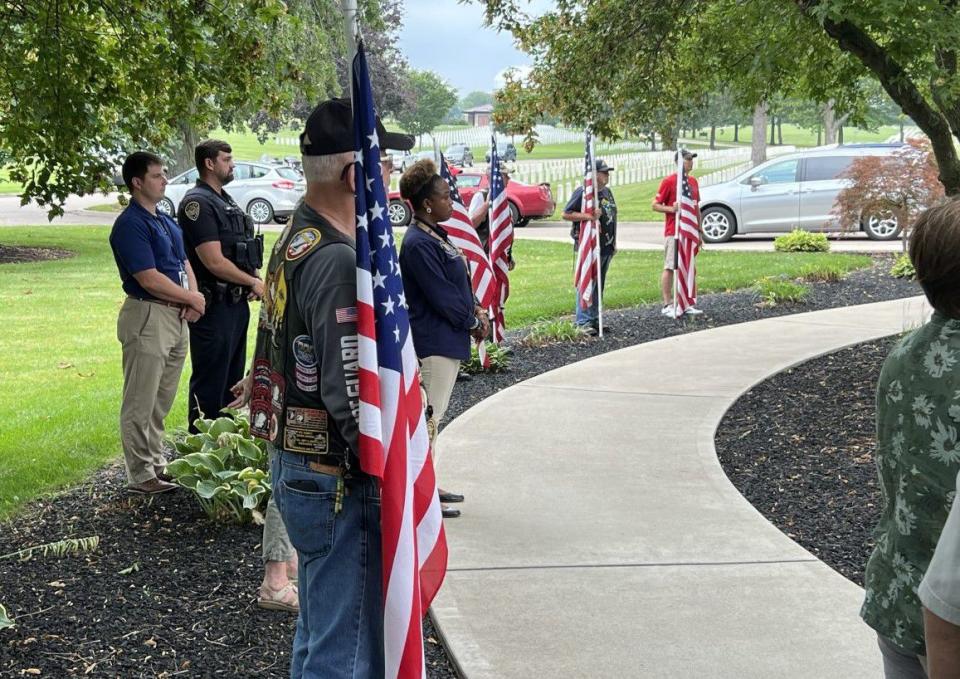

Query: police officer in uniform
[178,140,265,430]
[230,99,414,677]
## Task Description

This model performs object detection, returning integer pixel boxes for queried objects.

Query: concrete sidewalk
[431,296,930,678]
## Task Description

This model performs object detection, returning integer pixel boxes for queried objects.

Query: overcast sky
[397,0,551,97]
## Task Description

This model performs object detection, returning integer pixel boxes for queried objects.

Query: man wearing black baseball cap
[562,158,619,335]
[229,98,414,677]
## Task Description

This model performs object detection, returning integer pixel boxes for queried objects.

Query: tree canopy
[483,0,960,193]
[1,0,392,215]
[395,70,458,140]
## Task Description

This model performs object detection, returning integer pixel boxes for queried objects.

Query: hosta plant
[461,342,511,374]
[166,410,271,525]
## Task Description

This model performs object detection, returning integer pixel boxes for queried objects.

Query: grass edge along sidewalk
[0,225,871,519]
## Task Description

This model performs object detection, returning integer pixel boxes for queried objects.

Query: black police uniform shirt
[565,185,618,256]
[109,199,188,300]
[177,180,253,289]
[249,201,361,460]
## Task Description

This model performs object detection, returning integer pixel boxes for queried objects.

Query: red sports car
[387,172,555,228]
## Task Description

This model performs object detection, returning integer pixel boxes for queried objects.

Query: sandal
[257,582,299,613]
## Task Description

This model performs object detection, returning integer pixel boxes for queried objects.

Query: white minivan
[698,144,904,243]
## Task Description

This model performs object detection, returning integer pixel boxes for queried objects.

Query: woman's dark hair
[399,159,445,211]
[195,139,232,173]
[121,151,163,192]
[910,198,960,318]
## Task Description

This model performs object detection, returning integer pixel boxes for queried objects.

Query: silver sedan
[160,162,305,224]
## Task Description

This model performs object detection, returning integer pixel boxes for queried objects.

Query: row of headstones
[547,146,798,207]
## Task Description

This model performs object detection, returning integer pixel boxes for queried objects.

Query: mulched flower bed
[0,256,916,677]
[715,337,897,586]
[0,245,74,265]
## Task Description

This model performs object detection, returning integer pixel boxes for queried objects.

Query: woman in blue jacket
[399,159,489,518]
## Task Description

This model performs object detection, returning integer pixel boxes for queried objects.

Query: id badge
[179,270,189,290]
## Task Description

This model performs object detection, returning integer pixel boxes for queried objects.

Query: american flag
[438,155,496,366]
[674,151,700,315]
[352,42,447,679]
[573,131,601,311]
[487,135,513,342]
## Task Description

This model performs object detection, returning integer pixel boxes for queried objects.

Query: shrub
[833,138,944,241]
[754,276,809,306]
[890,253,916,280]
[773,230,830,252]
[519,319,591,347]
[166,410,270,525]
[461,342,511,374]
[799,263,845,283]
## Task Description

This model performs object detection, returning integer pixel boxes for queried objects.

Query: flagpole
[590,133,603,338]
[672,148,682,318]
[487,134,497,343]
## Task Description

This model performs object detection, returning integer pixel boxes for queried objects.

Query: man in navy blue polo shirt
[110,151,207,494]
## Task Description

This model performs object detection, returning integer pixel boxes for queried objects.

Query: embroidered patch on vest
[285,228,322,261]
[284,407,329,454]
[183,201,201,221]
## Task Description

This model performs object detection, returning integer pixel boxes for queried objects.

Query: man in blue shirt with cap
[109,151,206,494]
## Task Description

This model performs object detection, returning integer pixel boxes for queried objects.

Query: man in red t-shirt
[652,149,703,317]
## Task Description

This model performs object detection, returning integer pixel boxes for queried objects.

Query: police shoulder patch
[183,201,201,221]
[285,227,322,261]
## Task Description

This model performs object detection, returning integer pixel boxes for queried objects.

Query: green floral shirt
[861,312,960,654]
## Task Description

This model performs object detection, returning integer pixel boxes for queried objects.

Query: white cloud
[397,0,553,95]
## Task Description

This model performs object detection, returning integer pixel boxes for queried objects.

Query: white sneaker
[660,305,671,316]
[684,307,704,316]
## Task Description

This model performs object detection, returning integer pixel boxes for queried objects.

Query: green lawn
[710,123,900,148]
[549,162,750,222]
[0,225,872,519]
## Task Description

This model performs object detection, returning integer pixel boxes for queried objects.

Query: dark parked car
[486,142,517,163]
[444,143,474,167]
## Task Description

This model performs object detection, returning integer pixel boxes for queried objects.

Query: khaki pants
[419,355,461,460]
[117,298,188,484]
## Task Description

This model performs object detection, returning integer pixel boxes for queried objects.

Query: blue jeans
[272,451,384,679]
[575,251,614,327]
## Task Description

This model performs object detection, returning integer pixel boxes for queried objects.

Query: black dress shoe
[438,490,464,503]
[441,506,461,519]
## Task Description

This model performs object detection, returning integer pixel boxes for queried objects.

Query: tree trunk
[838,125,844,144]
[769,116,776,145]
[777,119,783,145]
[658,126,677,151]
[733,123,739,142]
[822,99,839,145]
[709,124,716,150]
[650,133,656,151]
[809,11,960,194]
[752,102,768,166]
[899,120,905,142]
[171,119,202,174]
[817,124,822,146]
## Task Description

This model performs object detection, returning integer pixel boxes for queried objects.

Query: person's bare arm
[132,269,206,313]
[925,608,960,679]
[185,260,198,292]
[470,200,489,228]
[194,241,264,299]
[651,198,678,215]
[181,261,203,321]
[562,208,597,222]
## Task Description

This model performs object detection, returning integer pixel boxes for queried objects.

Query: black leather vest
[249,223,350,458]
